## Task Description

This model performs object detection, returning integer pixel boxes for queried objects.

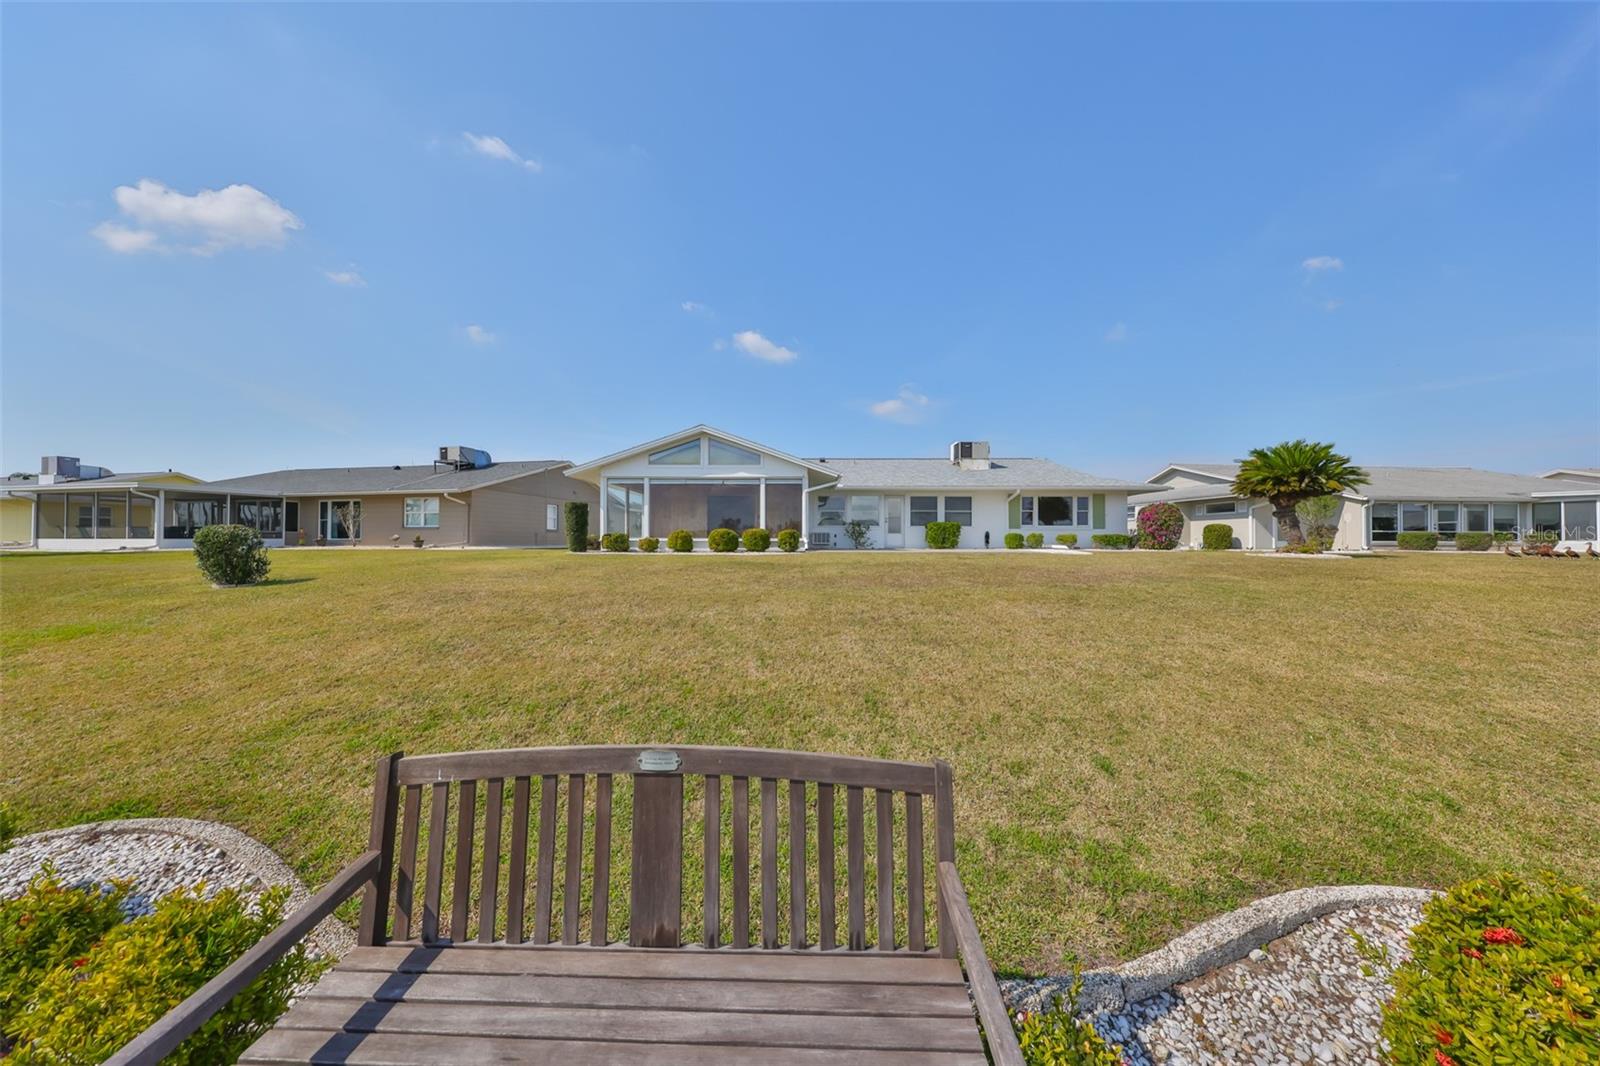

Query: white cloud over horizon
[870,385,934,424]
[731,330,797,364]
[91,179,303,255]
[463,132,542,173]
[325,268,366,287]
[463,324,496,344]
[1301,255,1344,273]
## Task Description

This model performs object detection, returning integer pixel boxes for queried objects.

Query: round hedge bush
[924,521,961,549]
[1202,523,1234,551]
[1004,532,1024,549]
[637,536,659,553]
[1025,532,1044,549]
[741,527,771,552]
[1397,531,1439,551]
[193,524,270,587]
[601,532,630,552]
[777,529,801,552]
[1136,501,1184,550]
[1091,533,1132,549]
[1454,532,1493,552]
[708,528,739,553]
[1055,533,1078,547]
[667,529,694,552]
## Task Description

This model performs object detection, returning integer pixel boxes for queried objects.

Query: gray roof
[1149,463,1598,503]
[3,471,202,493]
[810,457,1156,492]
[206,460,569,496]
[1139,482,1246,504]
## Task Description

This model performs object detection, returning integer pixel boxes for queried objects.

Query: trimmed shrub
[564,502,589,552]
[1,870,133,1036]
[637,536,659,553]
[1025,532,1045,549]
[741,527,771,552]
[586,535,601,551]
[667,530,694,553]
[1136,502,1183,550]
[708,528,739,553]
[6,881,325,1065]
[1004,532,1025,550]
[1014,970,1127,1065]
[1364,872,1598,1066]
[1091,533,1132,549]
[1397,531,1439,551]
[1492,531,1515,544]
[1202,523,1234,551]
[777,529,801,552]
[601,532,630,552]
[1054,533,1078,547]
[1454,532,1493,552]
[192,524,270,587]
[924,521,961,549]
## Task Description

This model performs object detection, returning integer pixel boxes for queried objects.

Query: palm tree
[1232,440,1368,547]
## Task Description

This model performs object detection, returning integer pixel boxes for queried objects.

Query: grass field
[2,547,1596,974]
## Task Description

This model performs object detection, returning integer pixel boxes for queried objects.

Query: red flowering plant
[1135,502,1184,550]
[0,866,131,1043]
[1365,872,1598,1064]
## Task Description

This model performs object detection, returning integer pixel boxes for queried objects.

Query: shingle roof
[810,458,1156,492]
[1149,463,1599,502]
[205,461,569,496]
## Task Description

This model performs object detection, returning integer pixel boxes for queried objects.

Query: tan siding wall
[1,498,33,544]
[469,469,598,547]
[286,495,470,547]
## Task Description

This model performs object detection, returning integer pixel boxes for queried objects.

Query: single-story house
[2,457,218,550]
[563,424,1162,549]
[204,447,595,548]
[1137,462,1600,550]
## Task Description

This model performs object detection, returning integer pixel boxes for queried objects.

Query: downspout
[443,493,468,548]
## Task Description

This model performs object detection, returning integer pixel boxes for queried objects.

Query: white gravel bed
[1022,902,1422,1065]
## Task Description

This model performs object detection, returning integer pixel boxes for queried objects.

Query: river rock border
[5,817,356,958]
[1002,884,1437,1014]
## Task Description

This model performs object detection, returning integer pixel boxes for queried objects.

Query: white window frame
[546,503,560,532]
[1200,500,1242,516]
[1076,496,1091,526]
[647,439,702,465]
[706,439,761,466]
[1020,496,1035,525]
[403,496,441,529]
[943,496,973,526]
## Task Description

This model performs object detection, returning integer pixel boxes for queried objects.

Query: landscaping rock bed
[1005,892,1430,1065]
[0,818,354,958]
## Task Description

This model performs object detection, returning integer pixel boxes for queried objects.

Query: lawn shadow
[256,577,316,587]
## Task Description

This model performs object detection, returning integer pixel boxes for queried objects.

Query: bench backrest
[358,746,957,956]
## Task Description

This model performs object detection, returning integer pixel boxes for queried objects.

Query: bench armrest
[937,860,1024,1066]
[106,849,382,1066]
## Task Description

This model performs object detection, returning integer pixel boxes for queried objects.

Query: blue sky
[3,4,1596,481]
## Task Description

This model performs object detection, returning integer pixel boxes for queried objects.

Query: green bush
[0,803,15,854]
[1,869,133,1037]
[1025,533,1045,549]
[666,530,694,552]
[1054,533,1077,547]
[1454,532,1493,552]
[564,502,589,552]
[777,529,801,552]
[1136,501,1184,550]
[192,525,270,587]
[1492,531,1515,544]
[6,881,325,1065]
[741,527,771,552]
[1004,532,1025,549]
[1091,533,1132,549]
[601,532,630,552]
[1202,523,1234,551]
[708,528,739,553]
[1014,971,1126,1066]
[1397,531,1439,551]
[637,536,659,553]
[1368,872,1598,1066]
[924,521,961,549]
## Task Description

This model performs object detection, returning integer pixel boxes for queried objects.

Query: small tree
[842,519,873,549]
[1136,501,1184,549]
[1232,440,1368,547]
[564,502,589,552]
[193,525,271,586]
[332,502,361,546]
[1295,495,1340,549]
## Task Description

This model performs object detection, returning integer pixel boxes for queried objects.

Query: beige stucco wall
[285,494,470,547]
[1,497,33,545]
[1182,506,1252,548]
[469,468,597,547]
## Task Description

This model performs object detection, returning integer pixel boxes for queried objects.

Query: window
[1463,504,1489,533]
[1037,496,1074,526]
[648,440,701,465]
[67,493,94,538]
[1020,496,1035,525]
[606,481,644,538]
[285,501,300,537]
[1077,496,1091,526]
[1201,501,1241,516]
[1563,500,1598,541]
[707,439,760,466]
[319,500,361,540]
[1434,504,1458,540]
[1492,503,1518,534]
[765,481,804,533]
[97,492,127,538]
[1531,502,1561,536]
[846,495,881,526]
[1371,503,1398,543]
[816,494,845,526]
[403,497,440,529]
[167,496,224,539]
[1401,503,1429,534]
[909,496,938,525]
[130,495,154,538]
[646,480,759,537]
[943,496,973,525]
[546,504,559,532]
[233,498,283,536]
[39,495,65,538]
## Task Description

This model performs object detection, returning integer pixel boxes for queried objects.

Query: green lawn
[3,548,1596,974]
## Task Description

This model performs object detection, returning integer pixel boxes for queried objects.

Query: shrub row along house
[5,428,1596,552]
[1137,463,1600,550]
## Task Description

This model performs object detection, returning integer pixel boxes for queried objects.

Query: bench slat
[505,776,530,945]
[789,779,806,948]
[877,788,894,951]
[817,782,835,951]
[477,778,502,944]
[533,774,557,944]
[592,774,612,946]
[337,946,959,983]
[450,778,476,941]
[760,777,778,949]
[703,774,720,948]
[847,786,865,951]
[391,784,421,942]
[420,783,448,944]
[563,773,586,945]
[731,775,750,949]
[906,792,925,953]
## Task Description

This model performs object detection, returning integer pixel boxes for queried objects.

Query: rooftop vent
[437,445,492,471]
[949,441,992,470]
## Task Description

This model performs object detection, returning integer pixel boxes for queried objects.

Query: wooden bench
[109,746,1023,1065]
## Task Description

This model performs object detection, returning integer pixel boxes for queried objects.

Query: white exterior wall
[813,489,1130,550]
[591,438,813,543]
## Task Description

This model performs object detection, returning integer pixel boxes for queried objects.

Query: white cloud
[1322,298,1344,313]
[463,324,496,344]
[324,268,366,287]
[870,386,933,424]
[680,300,707,313]
[91,179,302,255]
[731,330,797,364]
[463,132,542,173]
[1104,322,1128,343]
[1301,255,1344,273]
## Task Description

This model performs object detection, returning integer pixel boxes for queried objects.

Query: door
[885,496,904,548]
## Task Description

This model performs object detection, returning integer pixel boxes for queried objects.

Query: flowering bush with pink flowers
[1135,502,1183,550]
